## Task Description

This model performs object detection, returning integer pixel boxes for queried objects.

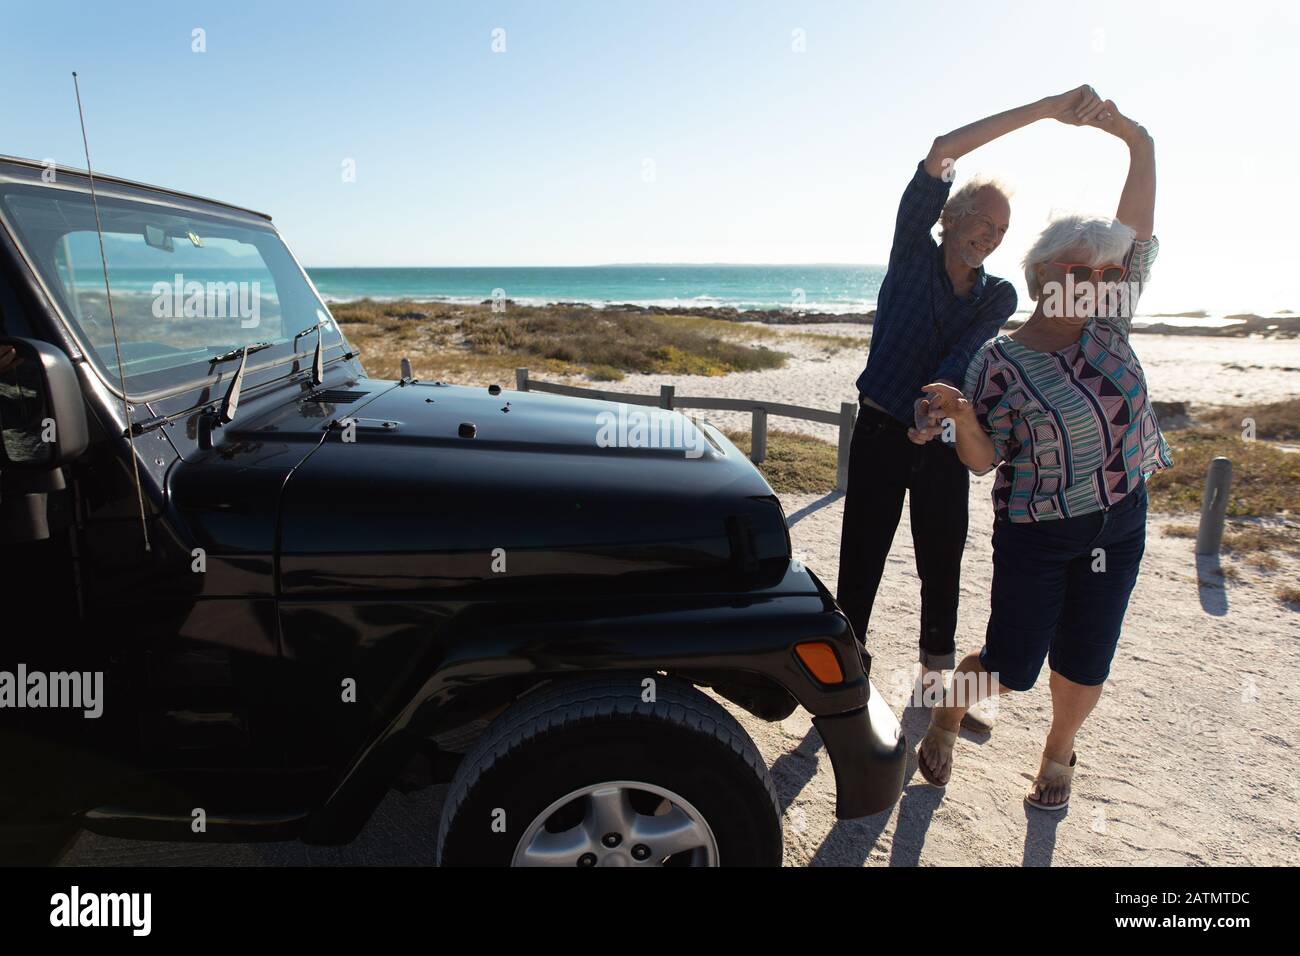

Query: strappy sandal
[1025,752,1077,811]
[916,720,958,787]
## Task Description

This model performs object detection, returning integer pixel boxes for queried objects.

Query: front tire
[436,676,782,866]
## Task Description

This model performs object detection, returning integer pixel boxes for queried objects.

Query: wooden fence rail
[514,367,857,492]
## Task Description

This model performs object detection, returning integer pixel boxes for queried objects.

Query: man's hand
[1046,85,1110,126]
[0,345,18,375]
[907,395,944,445]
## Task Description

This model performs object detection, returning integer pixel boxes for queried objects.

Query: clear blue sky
[2,0,1296,313]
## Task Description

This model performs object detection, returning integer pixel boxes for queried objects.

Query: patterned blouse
[962,237,1172,523]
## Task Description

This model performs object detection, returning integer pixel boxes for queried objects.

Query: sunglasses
[1053,262,1128,284]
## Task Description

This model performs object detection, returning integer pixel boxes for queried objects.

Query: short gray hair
[938,175,1012,241]
[1022,215,1136,299]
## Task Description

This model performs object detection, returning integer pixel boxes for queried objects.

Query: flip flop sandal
[1025,752,1077,811]
[916,721,958,787]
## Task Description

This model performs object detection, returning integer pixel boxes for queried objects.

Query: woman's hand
[920,382,999,473]
[907,383,972,444]
[1046,85,1108,126]
[1087,99,1150,147]
[921,382,973,424]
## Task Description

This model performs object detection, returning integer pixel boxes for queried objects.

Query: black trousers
[836,403,970,672]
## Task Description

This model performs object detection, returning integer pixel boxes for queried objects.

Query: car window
[0,185,339,396]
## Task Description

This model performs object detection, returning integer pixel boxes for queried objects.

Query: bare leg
[918,652,1013,782]
[1028,669,1103,807]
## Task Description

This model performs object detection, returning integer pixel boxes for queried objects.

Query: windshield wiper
[293,322,325,386]
[198,343,258,449]
[219,346,254,425]
[212,342,274,363]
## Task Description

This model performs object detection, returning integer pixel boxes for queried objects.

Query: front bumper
[794,568,906,818]
[813,678,907,818]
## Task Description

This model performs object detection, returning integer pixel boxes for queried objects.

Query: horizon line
[304,262,884,269]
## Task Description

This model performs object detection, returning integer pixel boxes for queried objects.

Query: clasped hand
[907,382,970,445]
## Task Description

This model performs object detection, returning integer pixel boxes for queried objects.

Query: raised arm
[923,85,1106,180]
[1089,103,1155,239]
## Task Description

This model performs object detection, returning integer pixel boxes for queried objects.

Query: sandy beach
[751,485,1298,866]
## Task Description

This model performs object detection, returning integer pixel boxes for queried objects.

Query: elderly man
[838,87,1102,729]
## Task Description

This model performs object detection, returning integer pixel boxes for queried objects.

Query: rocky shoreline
[545,301,876,325]
[485,300,1300,337]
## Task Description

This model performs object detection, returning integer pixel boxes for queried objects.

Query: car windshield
[0,183,341,397]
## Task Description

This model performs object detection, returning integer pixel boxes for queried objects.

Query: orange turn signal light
[794,641,844,685]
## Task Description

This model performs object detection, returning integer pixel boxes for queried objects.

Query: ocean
[305,265,883,314]
[302,264,1252,329]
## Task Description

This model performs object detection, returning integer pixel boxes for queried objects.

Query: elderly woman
[913,96,1170,810]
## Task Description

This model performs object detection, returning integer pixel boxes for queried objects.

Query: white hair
[938,175,1012,241]
[1022,215,1136,299]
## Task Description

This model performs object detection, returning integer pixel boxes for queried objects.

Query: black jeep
[0,154,905,867]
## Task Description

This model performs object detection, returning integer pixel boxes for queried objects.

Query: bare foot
[1026,752,1076,809]
[917,719,958,786]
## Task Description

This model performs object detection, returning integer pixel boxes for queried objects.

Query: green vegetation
[724,428,839,494]
[1156,402,1300,608]
[1147,429,1298,518]
[329,300,787,382]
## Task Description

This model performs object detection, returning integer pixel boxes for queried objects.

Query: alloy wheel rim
[511,780,719,867]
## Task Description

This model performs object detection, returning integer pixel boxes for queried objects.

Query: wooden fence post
[836,401,856,493]
[751,407,767,464]
[660,384,675,409]
[1195,456,1233,555]
[515,367,529,391]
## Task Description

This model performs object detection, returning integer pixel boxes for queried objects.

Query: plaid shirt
[856,160,1018,424]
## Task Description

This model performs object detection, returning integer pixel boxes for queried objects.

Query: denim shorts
[979,481,1148,691]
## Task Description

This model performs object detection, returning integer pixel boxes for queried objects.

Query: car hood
[272,379,793,595]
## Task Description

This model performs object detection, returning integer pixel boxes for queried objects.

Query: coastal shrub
[457,307,787,376]
[1196,399,1300,442]
[1148,427,1298,518]
[723,428,838,494]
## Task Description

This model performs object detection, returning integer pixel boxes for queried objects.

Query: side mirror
[0,337,90,469]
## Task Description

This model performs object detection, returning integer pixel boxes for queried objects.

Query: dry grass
[724,428,839,494]
[1146,428,1299,518]
[1140,399,1299,606]
[330,300,787,383]
[1195,399,1300,442]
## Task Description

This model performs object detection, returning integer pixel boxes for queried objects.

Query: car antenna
[73,71,151,553]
